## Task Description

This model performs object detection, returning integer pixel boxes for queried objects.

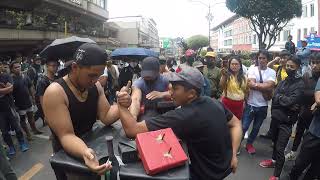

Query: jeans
[0,107,25,147]
[242,104,268,144]
[289,132,320,180]
[0,145,17,180]
[271,119,293,177]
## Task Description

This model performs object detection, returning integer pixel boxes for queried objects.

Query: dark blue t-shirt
[132,75,169,108]
[12,74,33,110]
[309,78,320,138]
[0,73,14,111]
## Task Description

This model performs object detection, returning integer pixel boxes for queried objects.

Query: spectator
[159,57,170,74]
[289,75,320,180]
[11,61,42,141]
[0,144,18,179]
[193,61,211,97]
[220,56,248,120]
[285,35,296,54]
[129,57,171,119]
[285,53,320,161]
[117,65,242,180]
[261,50,291,139]
[242,49,276,154]
[259,55,304,180]
[35,59,58,126]
[118,62,134,88]
[204,51,222,99]
[0,61,29,156]
[296,39,311,75]
[166,58,175,72]
[27,54,44,87]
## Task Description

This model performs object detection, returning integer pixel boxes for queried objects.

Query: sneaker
[237,148,241,156]
[259,159,276,168]
[246,144,256,154]
[285,151,297,161]
[7,146,16,156]
[244,131,249,139]
[269,176,279,180]
[19,142,29,152]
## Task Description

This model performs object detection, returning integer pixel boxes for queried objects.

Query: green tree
[226,0,302,50]
[186,35,209,50]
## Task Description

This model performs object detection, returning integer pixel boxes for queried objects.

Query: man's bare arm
[43,83,88,158]
[0,85,13,95]
[129,87,142,119]
[96,82,120,125]
[118,104,148,138]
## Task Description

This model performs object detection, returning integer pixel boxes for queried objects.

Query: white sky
[108,0,234,38]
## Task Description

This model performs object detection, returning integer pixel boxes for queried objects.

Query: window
[311,27,315,33]
[297,29,301,41]
[303,28,308,37]
[283,30,291,41]
[303,5,308,17]
[311,3,315,17]
[253,35,257,44]
[88,0,105,8]
[224,30,232,37]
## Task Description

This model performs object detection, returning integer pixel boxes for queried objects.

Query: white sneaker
[244,131,249,139]
[285,151,297,161]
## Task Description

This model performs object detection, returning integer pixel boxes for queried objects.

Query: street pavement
[9,112,300,180]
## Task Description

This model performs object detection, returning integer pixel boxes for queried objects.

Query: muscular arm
[248,78,275,92]
[43,83,88,158]
[96,82,120,125]
[119,105,149,138]
[129,87,142,119]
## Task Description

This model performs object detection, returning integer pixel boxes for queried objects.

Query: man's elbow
[123,128,137,139]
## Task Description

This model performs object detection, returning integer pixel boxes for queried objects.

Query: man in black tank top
[42,43,131,179]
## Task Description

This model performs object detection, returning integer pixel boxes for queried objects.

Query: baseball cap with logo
[141,57,160,79]
[166,64,204,90]
[73,43,107,66]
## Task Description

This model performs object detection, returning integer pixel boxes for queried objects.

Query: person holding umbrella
[42,43,132,179]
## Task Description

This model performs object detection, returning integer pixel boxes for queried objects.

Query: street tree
[226,0,302,50]
[187,35,209,50]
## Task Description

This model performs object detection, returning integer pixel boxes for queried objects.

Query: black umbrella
[40,36,96,60]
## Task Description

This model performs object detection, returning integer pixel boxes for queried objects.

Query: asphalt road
[9,112,301,180]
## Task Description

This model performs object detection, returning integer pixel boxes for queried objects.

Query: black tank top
[52,78,99,152]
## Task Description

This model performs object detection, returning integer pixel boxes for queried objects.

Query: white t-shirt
[101,67,108,77]
[247,66,276,107]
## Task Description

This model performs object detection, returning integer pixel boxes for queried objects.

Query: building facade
[0,0,114,57]
[109,16,160,51]
[211,0,320,52]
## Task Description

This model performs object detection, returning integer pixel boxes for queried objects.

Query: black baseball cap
[73,43,107,66]
[141,57,160,79]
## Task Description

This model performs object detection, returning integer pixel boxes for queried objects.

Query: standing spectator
[296,39,311,75]
[35,59,58,126]
[261,50,291,139]
[159,57,170,74]
[106,60,119,104]
[285,53,320,161]
[11,61,42,141]
[289,76,320,180]
[242,50,276,154]
[27,54,44,87]
[0,62,29,156]
[118,62,134,88]
[259,55,304,180]
[220,56,248,120]
[167,58,175,72]
[193,61,211,97]
[285,35,296,54]
[204,51,222,99]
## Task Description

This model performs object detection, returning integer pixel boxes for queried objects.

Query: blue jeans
[242,104,268,144]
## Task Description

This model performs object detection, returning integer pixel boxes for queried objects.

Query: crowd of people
[0,39,319,180]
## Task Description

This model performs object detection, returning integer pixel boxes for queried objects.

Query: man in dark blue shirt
[0,62,28,156]
[289,77,320,180]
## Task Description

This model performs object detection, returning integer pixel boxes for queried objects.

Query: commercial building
[211,0,319,52]
[0,0,118,57]
[108,16,160,52]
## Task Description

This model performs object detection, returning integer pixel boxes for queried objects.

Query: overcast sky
[108,0,234,38]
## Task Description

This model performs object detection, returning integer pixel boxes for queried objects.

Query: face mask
[286,69,296,77]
